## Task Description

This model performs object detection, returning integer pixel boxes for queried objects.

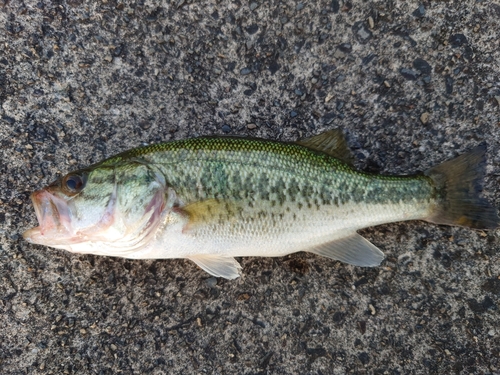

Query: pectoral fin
[177,199,238,233]
[308,233,385,267]
[188,254,242,279]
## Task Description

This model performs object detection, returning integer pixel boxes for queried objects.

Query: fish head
[23,161,168,254]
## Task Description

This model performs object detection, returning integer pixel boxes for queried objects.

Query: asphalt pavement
[1,1,499,374]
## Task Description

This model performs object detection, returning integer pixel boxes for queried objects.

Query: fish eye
[63,173,86,193]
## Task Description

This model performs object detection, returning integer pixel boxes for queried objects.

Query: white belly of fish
[120,198,431,278]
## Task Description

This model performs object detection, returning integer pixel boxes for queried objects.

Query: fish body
[23,130,499,279]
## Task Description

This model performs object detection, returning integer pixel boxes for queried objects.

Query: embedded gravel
[1,1,500,374]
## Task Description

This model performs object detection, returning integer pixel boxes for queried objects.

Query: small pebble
[333,49,345,59]
[445,75,454,94]
[369,304,376,315]
[2,115,15,124]
[449,34,467,47]
[338,43,352,53]
[413,58,432,74]
[246,24,258,35]
[331,0,340,13]
[240,67,251,75]
[368,16,374,29]
[412,5,425,18]
[400,68,419,80]
[420,112,430,124]
[352,21,372,44]
[247,123,257,130]
[205,277,217,287]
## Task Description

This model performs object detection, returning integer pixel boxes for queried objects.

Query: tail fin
[425,144,499,229]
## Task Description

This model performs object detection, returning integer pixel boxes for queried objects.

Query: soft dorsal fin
[297,129,354,165]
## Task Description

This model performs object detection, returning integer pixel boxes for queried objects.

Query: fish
[23,130,499,279]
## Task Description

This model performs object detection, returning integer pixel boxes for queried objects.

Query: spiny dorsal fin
[297,129,354,165]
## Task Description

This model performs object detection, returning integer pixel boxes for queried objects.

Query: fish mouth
[23,189,73,246]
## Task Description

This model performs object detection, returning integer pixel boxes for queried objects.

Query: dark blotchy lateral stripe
[95,136,434,211]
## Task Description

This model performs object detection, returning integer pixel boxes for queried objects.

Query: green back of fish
[99,137,433,214]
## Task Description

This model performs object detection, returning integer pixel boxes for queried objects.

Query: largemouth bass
[23,130,499,279]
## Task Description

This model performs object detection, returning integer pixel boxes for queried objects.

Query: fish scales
[110,137,433,207]
[101,137,434,256]
[23,131,499,279]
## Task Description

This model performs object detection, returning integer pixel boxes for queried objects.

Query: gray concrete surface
[1,0,500,374]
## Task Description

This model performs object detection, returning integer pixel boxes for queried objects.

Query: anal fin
[188,254,242,279]
[308,233,385,267]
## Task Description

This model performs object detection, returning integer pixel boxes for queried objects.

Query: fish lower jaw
[22,226,59,246]
[22,226,81,248]
[22,227,41,244]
